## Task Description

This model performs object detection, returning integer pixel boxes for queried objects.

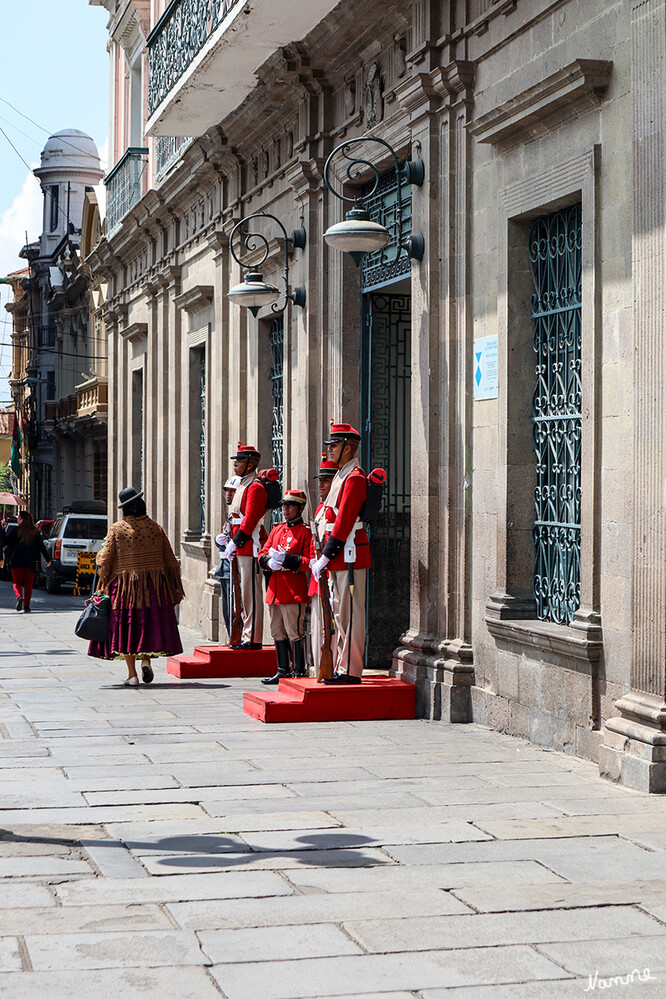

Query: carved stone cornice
[119,321,148,343]
[470,59,612,147]
[285,157,324,198]
[174,285,214,312]
[395,72,443,122]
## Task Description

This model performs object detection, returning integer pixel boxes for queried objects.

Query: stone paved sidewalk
[1,579,665,999]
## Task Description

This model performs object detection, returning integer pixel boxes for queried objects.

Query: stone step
[167,644,277,678]
[243,676,416,723]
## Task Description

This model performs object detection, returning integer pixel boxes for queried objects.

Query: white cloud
[0,167,42,280]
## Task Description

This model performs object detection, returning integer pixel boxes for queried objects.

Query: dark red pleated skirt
[88,576,183,660]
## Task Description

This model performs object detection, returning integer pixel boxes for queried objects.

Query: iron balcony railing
[104,147,149,235]
[156,134,193,180]
[147,0,243,118]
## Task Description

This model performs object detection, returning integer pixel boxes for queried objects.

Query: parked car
[35,519,54,538]
[39,501,108,593]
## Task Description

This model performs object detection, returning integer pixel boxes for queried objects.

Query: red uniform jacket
[231,480,269,556]
[259,519,312,605]
[321,467,371,571]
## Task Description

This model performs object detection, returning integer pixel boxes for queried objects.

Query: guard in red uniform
[308,456,339,675]
[223,444,269,648]
[258,490,312,684]
[311,423,370,683]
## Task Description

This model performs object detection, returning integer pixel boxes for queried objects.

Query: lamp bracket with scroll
[323,136,424,266]
[227,212,307,318]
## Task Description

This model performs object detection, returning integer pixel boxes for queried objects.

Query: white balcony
[146,0,342,137]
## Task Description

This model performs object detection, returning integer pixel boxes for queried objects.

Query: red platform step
[243,676,416,723]
[167,644,276,679]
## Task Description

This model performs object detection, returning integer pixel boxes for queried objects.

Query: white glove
[311,554,330,582]
[267,556,282,571]
[223,539,238,562]
[215,532,227,551]
[269,549,286,567]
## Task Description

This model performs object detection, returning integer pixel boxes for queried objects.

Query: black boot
[261,639,292,685]
[291,639,308,678]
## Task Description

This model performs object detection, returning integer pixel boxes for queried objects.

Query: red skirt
[88,576,183,660]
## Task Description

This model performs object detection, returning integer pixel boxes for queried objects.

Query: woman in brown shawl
[88,487,184,686]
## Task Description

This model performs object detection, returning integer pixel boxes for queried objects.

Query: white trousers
[328,568,366,677]
[236,556,263,645]
[310,592,339,673]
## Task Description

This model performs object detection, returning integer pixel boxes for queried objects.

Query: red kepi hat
[324,422,361,445]
[231,442,261,460]
[315,452,339,478]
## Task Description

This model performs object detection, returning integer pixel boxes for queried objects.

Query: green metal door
[361,291,411,670]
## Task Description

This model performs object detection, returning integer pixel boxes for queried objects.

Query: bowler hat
[118,486,144,509]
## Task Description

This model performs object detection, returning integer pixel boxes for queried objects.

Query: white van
[39,501,108,593]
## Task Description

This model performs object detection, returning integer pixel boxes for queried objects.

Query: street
[0,580,665,998]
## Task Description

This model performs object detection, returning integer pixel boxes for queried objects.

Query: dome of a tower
[38,129,102,174]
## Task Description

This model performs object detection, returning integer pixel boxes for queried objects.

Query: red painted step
[243,676,416,723]
[167,644,276,679]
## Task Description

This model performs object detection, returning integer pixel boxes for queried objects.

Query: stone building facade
[6,130,107,517]
[89,0,666,792]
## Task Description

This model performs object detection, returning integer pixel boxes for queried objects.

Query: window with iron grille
[269,316,284,525]
[529,205,582,625]
[199,349,206,535]
[361,169,412,293]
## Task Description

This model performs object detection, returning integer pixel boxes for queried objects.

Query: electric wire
[0,97,108,166]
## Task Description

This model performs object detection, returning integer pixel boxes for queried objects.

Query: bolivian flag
[10,412,22,476]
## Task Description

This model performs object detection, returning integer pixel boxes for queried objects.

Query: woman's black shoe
[15,596,23,612]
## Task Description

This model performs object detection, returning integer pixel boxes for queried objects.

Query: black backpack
[361,468,387,523]
[258,468,282,510]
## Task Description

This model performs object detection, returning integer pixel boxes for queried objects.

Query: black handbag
[75,572,110,642]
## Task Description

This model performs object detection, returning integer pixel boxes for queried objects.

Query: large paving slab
[208,948,569,999]
[167,886,473,930]
[0,966,224,999]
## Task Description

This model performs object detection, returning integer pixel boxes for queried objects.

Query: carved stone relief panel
[364,62,384,127]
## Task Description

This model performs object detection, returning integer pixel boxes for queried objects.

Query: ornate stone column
[160,265,182,546]
[391,63,475,721]
[599,0,666,792]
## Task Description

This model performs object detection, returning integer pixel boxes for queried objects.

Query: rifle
[305,481,334,681]
[229,555,243,647]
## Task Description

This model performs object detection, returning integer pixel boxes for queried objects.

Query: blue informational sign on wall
[474,334,498,400]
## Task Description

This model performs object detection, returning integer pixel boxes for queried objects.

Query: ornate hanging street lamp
[228,212,307,318]
[323,136,425,265]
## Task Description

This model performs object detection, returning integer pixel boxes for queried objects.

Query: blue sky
[0,0,109,407]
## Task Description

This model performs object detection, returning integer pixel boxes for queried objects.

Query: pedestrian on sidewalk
[5,511,50,613]
[87,487,185,687]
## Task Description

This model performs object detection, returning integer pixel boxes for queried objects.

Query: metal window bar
[361,170,413,293]
[269,316,284,525]
[104,148,149,235]
[200,349,206,535]
[361,292,411,669]
[529,205,582,625]
[147,0,243,118]
[156,135,193,180]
